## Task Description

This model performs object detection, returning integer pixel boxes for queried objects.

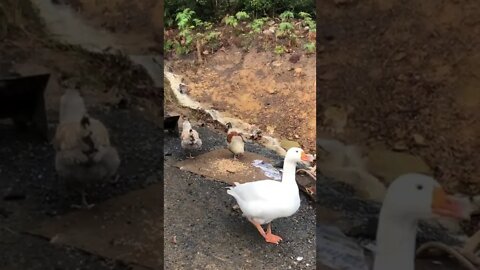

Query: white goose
[227,147,314,244]
[374,173,469,270]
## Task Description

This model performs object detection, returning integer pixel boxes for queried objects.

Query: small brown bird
[180,118,202,158]
[53,89,120,209]
[226,122,245,160]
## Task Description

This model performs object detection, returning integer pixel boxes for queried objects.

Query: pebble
[413,133,426,146]
[267,88,277,94]
[393,141,408,151]
[393,52,407,61]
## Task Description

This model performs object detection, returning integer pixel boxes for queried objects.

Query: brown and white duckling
[226,122,245,160]
[180,118,202,158]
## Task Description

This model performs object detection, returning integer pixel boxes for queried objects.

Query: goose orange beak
[301,152,314,162]
[431,187,469,219]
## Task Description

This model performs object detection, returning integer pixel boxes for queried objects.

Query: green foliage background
[164,0,315,26]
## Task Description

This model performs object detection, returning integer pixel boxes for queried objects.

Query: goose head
[374,174,470,270]
[284,147,315,164]
[382,173,469,221]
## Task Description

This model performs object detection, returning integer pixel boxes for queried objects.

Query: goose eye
[296,150,299,153]
[416,184,423,191]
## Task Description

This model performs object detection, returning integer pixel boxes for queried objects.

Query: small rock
[267,88,277,94]
[368,68,382,79]
[294,134,300,139]
[413,133,426,146]
[50,234,66,245]
[289,54,301,64]
[393,141,408,151]
[266,125,275,134]
[397,74,408,81]
[393,52,407,61]
[294,67,303,75]
[271,61,282,67]
[296,256,303,261]
[202,50,209,55]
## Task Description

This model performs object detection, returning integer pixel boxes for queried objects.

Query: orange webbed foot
[265,233,283,244]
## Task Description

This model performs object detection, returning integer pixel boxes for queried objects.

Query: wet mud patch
[175,149,273,185]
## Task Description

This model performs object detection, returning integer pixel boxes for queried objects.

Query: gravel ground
[164,126,316,270]
[0,107,162,270]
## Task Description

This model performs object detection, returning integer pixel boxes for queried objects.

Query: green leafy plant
[235,11,250,21]
[304,42,315,54]
[279,11,294,21]
[274,45,285,55]
[175,8,195,30]
[173,8,204,55]
[202,21,213,30]
[249,17,267,33]
[306,19,316,32]
[225,15,238,27]
[174,42,191,55]
[277,21,294,37]
[205,31,221,41]
[298,12,316,32]
[164,39,175,51]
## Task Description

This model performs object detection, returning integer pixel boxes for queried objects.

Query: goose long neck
[373,211,417,270]
[281,159,297,185]
[183,122,191,131]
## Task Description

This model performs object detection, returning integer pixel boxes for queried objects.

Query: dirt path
[164,127,316,269]
[318,0,480,194]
